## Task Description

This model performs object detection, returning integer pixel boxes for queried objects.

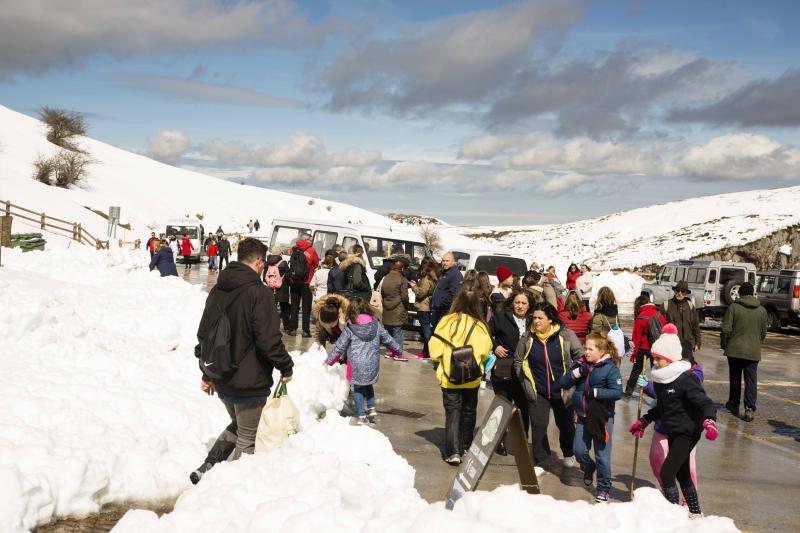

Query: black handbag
[433,319,482,385]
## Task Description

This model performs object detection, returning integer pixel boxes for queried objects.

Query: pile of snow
[446,185,800,273]
[588,271,648,314]
[0,105,394,244]
[1,247,738,532]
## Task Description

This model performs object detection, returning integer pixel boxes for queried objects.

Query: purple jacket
[644,362,704,434]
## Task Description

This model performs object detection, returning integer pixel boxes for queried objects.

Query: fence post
[40,212,46,230]
[77,223,82,244]
[4,201,10,217]
[72,222,78,241]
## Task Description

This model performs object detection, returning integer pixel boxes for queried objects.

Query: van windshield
[362,236,428,268]
[474,256,528,275]
[166,225,198,239]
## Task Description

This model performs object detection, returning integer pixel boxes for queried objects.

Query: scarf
[534,323,560,343]
[651,360,691,384]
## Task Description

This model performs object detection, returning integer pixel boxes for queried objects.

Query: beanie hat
[651,323,682,362]
[739,282,754,296]
[496,266,513,283]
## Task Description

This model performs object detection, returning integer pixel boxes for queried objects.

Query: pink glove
[628,417,649,438]
[703,419,718,441]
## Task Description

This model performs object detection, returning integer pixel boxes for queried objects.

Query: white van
[165,218,206,262]
[450,248,529,285]
[268,218,430,285]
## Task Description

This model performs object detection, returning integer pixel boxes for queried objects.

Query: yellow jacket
[429,313,493,389]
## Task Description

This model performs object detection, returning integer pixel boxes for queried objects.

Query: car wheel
[767,310,782,332]
[721,280,742,305]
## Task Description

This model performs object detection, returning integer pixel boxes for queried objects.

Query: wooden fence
[2,199,109,249]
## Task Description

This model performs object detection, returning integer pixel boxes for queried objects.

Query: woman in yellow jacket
[429,282,493,465]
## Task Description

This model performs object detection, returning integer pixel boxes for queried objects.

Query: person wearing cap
[720,282,767,422]
[662,280,701,358]
[490,266,515,312]
[629,323,717,518]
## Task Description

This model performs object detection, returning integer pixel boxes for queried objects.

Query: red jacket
[180,237,194,256]
[566,270,580,290]
[289,240,319,285]
[631,303,667,360]
[559,309,593,345]
[208,243,218,256]
[147,237,157,253]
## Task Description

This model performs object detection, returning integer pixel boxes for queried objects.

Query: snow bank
[588,271,647,314]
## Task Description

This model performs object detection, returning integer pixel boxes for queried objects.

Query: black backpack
[196,282,257,380]
[638,311,664,346]
[433,318,482,385]
[346,262,370,293]
[286,248,309,283]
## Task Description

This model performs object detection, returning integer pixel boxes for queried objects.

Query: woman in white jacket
[311,249,336,301]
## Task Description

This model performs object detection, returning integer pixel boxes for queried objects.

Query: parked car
[755,269,800,331]
[450,248,528,285]
[642,260,757,321]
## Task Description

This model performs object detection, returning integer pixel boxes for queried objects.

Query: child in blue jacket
[560,331,622,502]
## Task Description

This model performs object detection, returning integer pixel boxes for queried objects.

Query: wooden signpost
[445,396,540,510]
[0,215,11,267]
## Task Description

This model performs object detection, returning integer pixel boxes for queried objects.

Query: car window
[687,268,706,284]
[411,244,427,266]
[707,269,717,284]
[166,225,198,239]
[342,236,359,253]
[474,256,528,276]
[270,225,311,255]
[720,268,745,285]
[748,272,756,284]
[660,266,674,282]
[312,231,338,259]
[776,277,792,294]
[452,251,470,271]
[361,236,426,269]
[758,275,776,293]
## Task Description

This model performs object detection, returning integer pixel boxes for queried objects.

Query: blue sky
[1,0,798,224]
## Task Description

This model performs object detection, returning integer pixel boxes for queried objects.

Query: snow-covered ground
[445,185,800,274]
[1,248,738,532]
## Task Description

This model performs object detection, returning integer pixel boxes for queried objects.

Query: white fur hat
[651,323,682,362]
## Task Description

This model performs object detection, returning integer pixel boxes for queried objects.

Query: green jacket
[721,296,767,361]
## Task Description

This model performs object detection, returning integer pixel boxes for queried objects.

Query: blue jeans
[209,255,217,270]
[384,325,404,354]
[418,311,432,355]
[574,416,614,492]
[353,384,375,417]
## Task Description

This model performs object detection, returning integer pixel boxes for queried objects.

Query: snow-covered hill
[0,105,393,243]
[445,186,800,274]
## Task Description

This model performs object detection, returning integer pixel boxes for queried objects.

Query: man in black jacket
[190,238,294,484]
[217,235,231,270]
[430,251,463,330]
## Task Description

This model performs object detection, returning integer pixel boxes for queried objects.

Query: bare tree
[38,106,87,151]
[420,224,443,256]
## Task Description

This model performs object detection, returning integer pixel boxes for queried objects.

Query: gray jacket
[326,319,400,386]
[513,326,583,403]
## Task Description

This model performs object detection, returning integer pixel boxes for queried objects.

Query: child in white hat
[628,323,717,518]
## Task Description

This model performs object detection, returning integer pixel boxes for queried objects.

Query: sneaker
[595,490,609,503]
[391,352,409,362]
[286,330,297,336]
[445,454,462,465]
[563,456,577,468]
[367,407,378,423]
[189,462,213,485]
[414,351,429,359]
[357,416,369,425]
[383,352,393,359]
[583,464,595,487]
[743,407,754,422]
[301,331,312,338]
[725,401,739,416]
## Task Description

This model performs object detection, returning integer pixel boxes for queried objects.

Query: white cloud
[676,133,800,180]
[146,129,190,163]
[536,173,590,196]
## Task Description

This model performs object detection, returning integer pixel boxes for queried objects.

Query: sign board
[108,206,121,238]
[445,396,539,510]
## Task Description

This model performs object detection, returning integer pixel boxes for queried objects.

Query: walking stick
[630,388,645,501]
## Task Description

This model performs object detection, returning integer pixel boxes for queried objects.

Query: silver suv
[755,269,800,331]
[642,260,756,320]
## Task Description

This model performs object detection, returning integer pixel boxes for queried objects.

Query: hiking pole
[630,387,645,501]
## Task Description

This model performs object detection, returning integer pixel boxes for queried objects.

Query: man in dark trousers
[287,233,319,337]
[190,238,294,484]
[721,282,767,422]
[146,232,157,260]
[663,280,701,359]
[430,251,463,331]
[217,235,231,270]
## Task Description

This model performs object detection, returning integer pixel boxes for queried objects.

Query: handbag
[432,318,482,385]
[254,382,302,453]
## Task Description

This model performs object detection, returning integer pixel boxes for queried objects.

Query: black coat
[328,264,346,294]
[196,262,293,396]
[644,370,716,438]
[431,266,463,311]
[217,239,231,258]
[489,312,530,382]
[265,254,289,303]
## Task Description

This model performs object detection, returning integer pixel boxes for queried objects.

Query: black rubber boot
[664,485,681,505]
[189,439,236,484]
[682,484,702,515]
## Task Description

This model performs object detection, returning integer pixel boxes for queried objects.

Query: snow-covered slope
[445,186,800,274]
[0,105,392,243]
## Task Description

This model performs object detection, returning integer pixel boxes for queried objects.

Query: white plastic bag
[608,325,626,360]
[254,382,302,453]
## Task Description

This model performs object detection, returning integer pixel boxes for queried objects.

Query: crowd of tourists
[190,237,769,518]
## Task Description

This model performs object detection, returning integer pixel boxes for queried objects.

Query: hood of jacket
[339,254,365,272]
[734,295,761,309]
[598,304,619,318]
[311,293,349,324]
[293,239,312,251]
[215,261,261,291]
[346,319,379,341]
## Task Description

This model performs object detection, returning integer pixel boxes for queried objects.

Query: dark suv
[755,269,800,331]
